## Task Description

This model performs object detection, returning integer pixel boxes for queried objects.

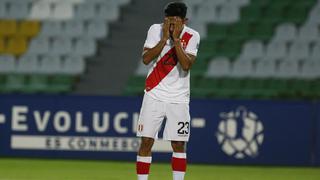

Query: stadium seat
[29,1,51,20]
[239,40,265,60]
[228,22,250,39]
[17,20,40,38]
[16,55,39,74]
[49,37,72,56]
[74,3,95,20]
[272,23,297,43]
[229,0,250,8]
[3,74,26,93]
[62,56,85,75]
[285,3,310,24]
[306,4,320,25]
[205,57,231,78]
[297,25,320,43]
[310,43,320,59]
[204,0,227,7]
[0,20,17,37]
[62,20,84,38]
[5,37,27,56]
[263,3,286,24]
[287,41,310,60]
[124,76,145,96]
[86,20,108,39]
[240,6,262,24]
[96,3,119,22]
[23,75,49,93]
[27,37,50,55]
[215,4,240,24]
[0,55,15,74]
[194,5,218,23]
[7,1,29,20]
[254,60,277,78]
[300,60,320,79]
[51,1,74,20]
[250,22,274,41]
[0,38,5,54]
[39,56,62,75]
[0,2,6,19]
[47,75,74,93]
[40,20,63,37]
[206,25,229,41]
[276,61,300,79]
[73,37,96,57]
[265,41,287,61]
[230,59,254,78]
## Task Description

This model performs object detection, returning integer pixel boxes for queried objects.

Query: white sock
[137,174,148,180]
[173,171,186,180]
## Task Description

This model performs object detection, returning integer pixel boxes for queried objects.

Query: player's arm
[173,40,195,71]
[142,42,166,65]
[142,18,171,65]
[172,19,195,71]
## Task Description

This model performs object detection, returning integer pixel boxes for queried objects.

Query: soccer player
[136,2,200,180]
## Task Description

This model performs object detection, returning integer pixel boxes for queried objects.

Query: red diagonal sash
[145,32,193,92]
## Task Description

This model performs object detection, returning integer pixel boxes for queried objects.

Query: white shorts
[137,94,190,142]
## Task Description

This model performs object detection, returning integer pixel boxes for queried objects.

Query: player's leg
[164,102,190,180]
[136,95,165,180]
[171,141,187,180]
[136,137,154,180]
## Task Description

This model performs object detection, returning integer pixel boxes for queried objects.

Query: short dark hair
[164,2,187,19]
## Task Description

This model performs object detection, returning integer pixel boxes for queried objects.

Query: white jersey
[143,23,200,103]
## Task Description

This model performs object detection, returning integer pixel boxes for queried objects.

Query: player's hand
[162,17,170,41]
[172,17,183,41]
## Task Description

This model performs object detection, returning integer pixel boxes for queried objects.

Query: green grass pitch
[0,158,319,180]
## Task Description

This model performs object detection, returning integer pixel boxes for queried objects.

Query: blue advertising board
[0,95,317,166]
[189,99,314,165]
[316,102,320,166]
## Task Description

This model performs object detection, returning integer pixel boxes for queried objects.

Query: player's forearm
[173,39,192,71]
[142,39,167,65]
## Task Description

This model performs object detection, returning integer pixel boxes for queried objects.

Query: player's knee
[171,141,185,152]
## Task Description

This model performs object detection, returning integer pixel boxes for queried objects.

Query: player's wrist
[173,38,181,45]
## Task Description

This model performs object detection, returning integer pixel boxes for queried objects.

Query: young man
[136,2,200,180]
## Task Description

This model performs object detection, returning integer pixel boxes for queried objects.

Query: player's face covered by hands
[163,16,184,40]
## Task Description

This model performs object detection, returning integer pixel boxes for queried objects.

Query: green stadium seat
[265,79,288,98]
[47,75,74,93]
[228,22,250,40]
[23,75,49,93]
[3,74,26,93]
[263,4,286,24]
[206,25,230,41]
[250,0,270,9]
[0,75,5,93]
[250,22,275,41]
[285,4,309,25]
[217,39,242,59]
[240,6,262,24]
[123,76,145,96]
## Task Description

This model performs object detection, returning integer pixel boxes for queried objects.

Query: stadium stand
[0,0,130,94]
[125,0,320,100]
[0,0,319,100]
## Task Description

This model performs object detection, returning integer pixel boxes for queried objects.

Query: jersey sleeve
[185,31,200,57]
[143,24,159,49]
